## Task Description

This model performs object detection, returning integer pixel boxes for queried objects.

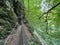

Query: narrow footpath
[5,23,31,45]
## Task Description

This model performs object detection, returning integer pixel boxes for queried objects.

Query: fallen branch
[33,31,47,45]
[46,2,60,14]
[39,2,60,19]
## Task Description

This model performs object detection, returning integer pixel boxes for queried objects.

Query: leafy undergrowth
[29,36,42,45]
[0,40,4,45]
[0,0,17,40]
[0,0,60,45]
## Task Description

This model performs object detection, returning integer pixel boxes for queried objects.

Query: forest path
[4,21,47,45]
[5,23,31,45]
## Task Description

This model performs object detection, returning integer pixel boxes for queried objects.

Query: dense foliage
[0,0,17,39]
[24,0,60,45]
[0,0,60,45]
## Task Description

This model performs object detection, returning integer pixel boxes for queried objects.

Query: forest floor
[5,24,31,45]
[4,23,47,45]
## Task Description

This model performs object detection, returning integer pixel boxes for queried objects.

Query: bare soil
[5,24,31,45]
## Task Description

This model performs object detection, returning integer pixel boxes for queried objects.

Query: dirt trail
[6,25,22,45]
[5,23,31,45]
